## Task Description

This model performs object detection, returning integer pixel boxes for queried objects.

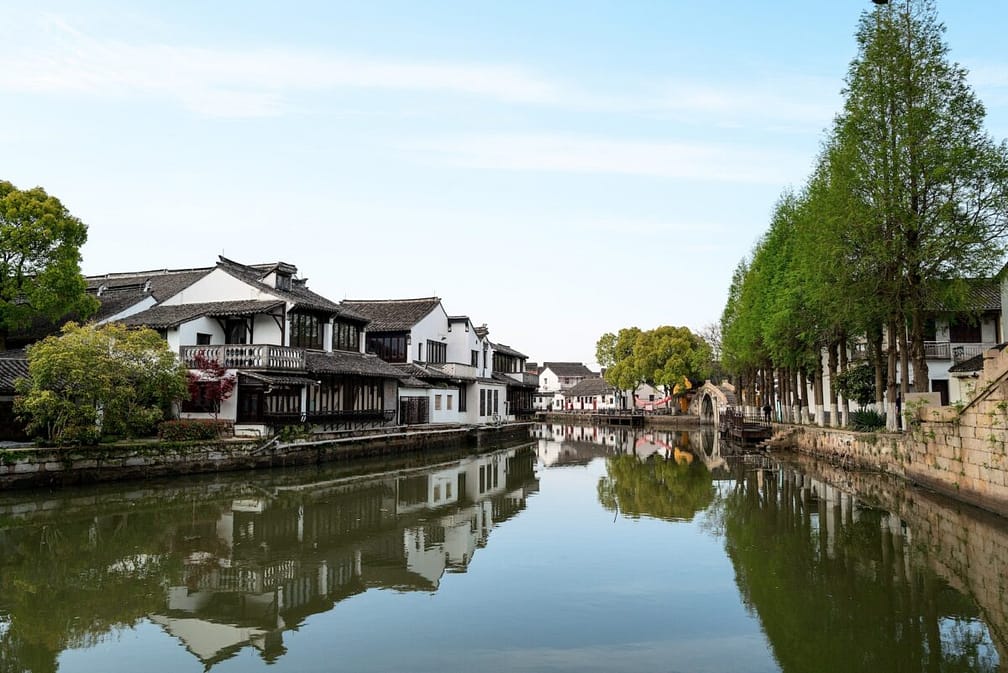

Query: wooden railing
[180,344,305,370]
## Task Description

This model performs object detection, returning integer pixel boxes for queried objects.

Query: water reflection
[2,425,1008,672]
[0,444,538,672]
[720,454,1007,673]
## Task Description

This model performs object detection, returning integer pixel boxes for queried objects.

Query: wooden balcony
[180,344,305,370]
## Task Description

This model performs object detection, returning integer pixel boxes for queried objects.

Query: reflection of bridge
[534,423,726,472]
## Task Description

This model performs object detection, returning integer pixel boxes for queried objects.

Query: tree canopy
[596,326,713,400]
[15,322,188,444]
[0,181,97,349]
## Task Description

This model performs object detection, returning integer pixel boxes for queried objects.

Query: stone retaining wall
[0,423,533,489]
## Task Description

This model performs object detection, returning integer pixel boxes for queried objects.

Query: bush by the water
[849,409,886,432]
[159,420,233,441]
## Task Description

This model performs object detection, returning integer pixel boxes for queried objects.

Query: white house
[340,298,529,425]
[93,256,404,436]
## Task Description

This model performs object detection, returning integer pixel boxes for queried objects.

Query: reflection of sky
[940,618,1000,670]
[58,457,775,673]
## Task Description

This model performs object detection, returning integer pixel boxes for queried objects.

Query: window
[224,319,247,344]
[196,332,212,345]
[333,320,360,352]
[471,350,479,367]
[290,312,323,350]
[949,319,982,343]
[435,394,442,411]
[447,395,453,410]
[181,382,219,413]
[480,389,486,416]
[276,274,292,290]
[458,385,467,412]
[426,340,447,364]
[366,333,408,363]
[493,390,499,414]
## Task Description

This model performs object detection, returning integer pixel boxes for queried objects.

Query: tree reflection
[721,463,1000,673]
[597,451,715,522]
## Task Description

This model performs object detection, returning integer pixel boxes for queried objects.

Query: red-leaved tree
[186,352,237,421]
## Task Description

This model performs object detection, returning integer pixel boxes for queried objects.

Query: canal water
[0,425,1005,673]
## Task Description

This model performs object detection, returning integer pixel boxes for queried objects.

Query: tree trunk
[899,318,910,400]
[827,341,839,427]
[887,316,900,432]
[910,309,930,393]
[798,369,809,424]
[813,362,825,426]
[838,332,850,427]
[871,327,885,410]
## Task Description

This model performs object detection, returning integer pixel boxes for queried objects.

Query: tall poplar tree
[834,0,1008,406]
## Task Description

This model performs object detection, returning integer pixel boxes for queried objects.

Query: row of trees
[720,0,1008,429]
[595,326,713,407]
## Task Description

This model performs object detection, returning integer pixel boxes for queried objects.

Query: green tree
[15,322,188,444]
[0,181,97,350]
[835,0,1008,396]
[633,325,713,400]
[597,453,715,522]
[597,327,642,409]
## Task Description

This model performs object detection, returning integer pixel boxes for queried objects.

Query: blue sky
[3,1,1008,367]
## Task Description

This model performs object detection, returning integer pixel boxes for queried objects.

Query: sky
[3,1,1008,369]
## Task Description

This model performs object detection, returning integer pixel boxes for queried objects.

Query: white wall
[410,304,449,363]
[161,268,279,305]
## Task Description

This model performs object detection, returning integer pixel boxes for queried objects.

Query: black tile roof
[491,372,537,389]
[305,350,406,379]
[563,378,615,397]
[929,279,1002,313]
[543,362,596,377]
[121,300,286,329]
[340,297,443,332]
[0,349,29,394]
[216,256,360,318]
[87,268,211,321]
[948,342,1008,373]
[394,362,466,383]
[491,342,527,359]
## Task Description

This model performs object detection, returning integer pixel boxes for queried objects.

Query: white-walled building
[91,257,404,436]
[340,298,532,424]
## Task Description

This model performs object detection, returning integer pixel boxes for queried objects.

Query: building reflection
[531,422,729,474]
[0,445,538,671]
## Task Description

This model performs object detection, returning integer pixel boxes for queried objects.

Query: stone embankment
[771,346,1008,518]
[0,423,532,490]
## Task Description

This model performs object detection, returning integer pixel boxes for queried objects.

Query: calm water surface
[0,425,1005,672]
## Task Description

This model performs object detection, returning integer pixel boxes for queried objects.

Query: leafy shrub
[849,409,886,432]
[158,419,233,441]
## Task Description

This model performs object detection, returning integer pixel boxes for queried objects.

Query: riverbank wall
[772,410,1008,518]
[0,422,533,489]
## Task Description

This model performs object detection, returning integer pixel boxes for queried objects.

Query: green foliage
[597,452,715,521]
[0,181,97,345]
[850,409,887,432]
[15,322,188,445]
[834,364,880,409]
[597,326,712,399]
[158,419,233,441]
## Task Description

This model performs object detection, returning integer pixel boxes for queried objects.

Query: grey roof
[394,362,468,383]
[0,349,28,394]
[948,342,1008,374]
[491,342,528,359]
[491,372,537,389]
[340,297,443,332]
[543,362,596,378]
[216,256,365,320]
[87,268,211,321]
[563,377,616,397]
[929,279,1002,313]
[121,300,285,329]
[305,350,406,379]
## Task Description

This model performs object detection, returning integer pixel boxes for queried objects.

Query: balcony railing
[180,344,305,370]
[429,362,478,378]
[924,341,995,363]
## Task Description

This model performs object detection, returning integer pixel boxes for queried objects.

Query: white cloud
[0,16,563,116]
[401,132,807,184]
